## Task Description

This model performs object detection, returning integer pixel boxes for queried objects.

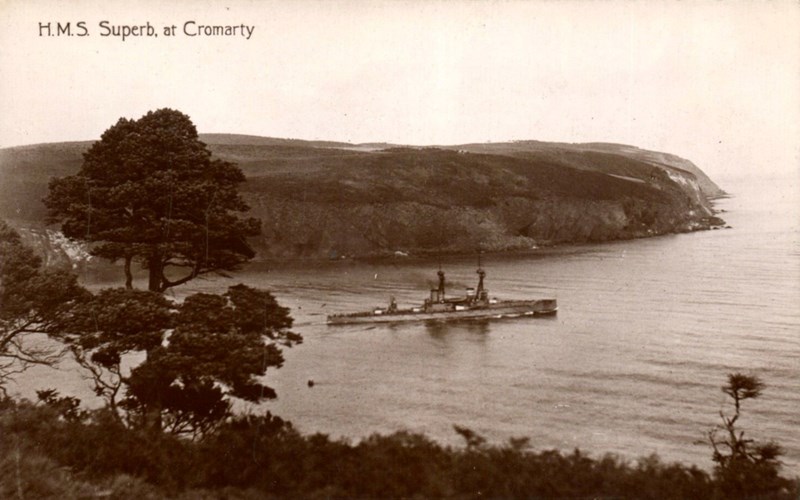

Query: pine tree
[44,108,260,292]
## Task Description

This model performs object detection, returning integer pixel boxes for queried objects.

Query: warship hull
[327,299,557,325]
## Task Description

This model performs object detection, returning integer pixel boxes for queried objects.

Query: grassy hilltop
[0,135,725,262]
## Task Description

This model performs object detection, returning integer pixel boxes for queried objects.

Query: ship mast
[475,252,487,303]
[437,261,446,302]
[476,253,485,295]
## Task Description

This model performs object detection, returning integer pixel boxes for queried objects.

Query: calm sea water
[14,174,800,473]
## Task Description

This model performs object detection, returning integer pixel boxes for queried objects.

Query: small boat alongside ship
[327,262,557,325]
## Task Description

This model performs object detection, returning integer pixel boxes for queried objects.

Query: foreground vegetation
[1,385,797,499]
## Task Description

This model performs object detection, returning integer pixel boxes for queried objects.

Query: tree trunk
[144,254,164,431]
[146,403,163,434]
[124,255,133,289]
[148,255,161,292]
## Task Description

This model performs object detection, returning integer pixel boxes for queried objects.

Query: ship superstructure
[327,261,557,325]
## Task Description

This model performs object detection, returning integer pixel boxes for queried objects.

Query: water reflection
[424,319,491,339]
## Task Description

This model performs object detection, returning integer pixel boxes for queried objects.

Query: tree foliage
[0,220,89,395]
[707,373,794,497]
[61,284,300,437]
[44,108,261,292]
[60,288,173,412]
[41,109,291,437]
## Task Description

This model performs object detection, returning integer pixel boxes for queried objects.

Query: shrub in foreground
[2,373,797,499]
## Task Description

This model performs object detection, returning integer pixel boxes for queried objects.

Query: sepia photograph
[1,1,798,497]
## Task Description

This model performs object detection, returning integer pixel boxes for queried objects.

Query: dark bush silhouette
[3,375,797,498]
[707,373,796,498]
[0,397,733,499]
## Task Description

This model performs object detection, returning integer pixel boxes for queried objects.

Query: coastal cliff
[0,136,725,263]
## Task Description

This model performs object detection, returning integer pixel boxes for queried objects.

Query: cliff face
[250,196,709,260]
[236,146,723,259]
[0,136,725,263]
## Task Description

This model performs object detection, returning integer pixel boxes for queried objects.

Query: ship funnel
[475,252,487,301]
[437,269,445,302]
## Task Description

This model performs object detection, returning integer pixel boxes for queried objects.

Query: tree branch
[160,258,205,291]
[69,345,124,415]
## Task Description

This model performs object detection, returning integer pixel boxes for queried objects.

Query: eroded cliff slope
[0,136,725,263]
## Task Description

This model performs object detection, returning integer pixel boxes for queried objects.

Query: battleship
[327,262,557,325]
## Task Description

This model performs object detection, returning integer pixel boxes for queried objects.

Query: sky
[1,0,799,181]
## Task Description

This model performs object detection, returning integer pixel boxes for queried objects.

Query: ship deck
[327,299,557,325]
